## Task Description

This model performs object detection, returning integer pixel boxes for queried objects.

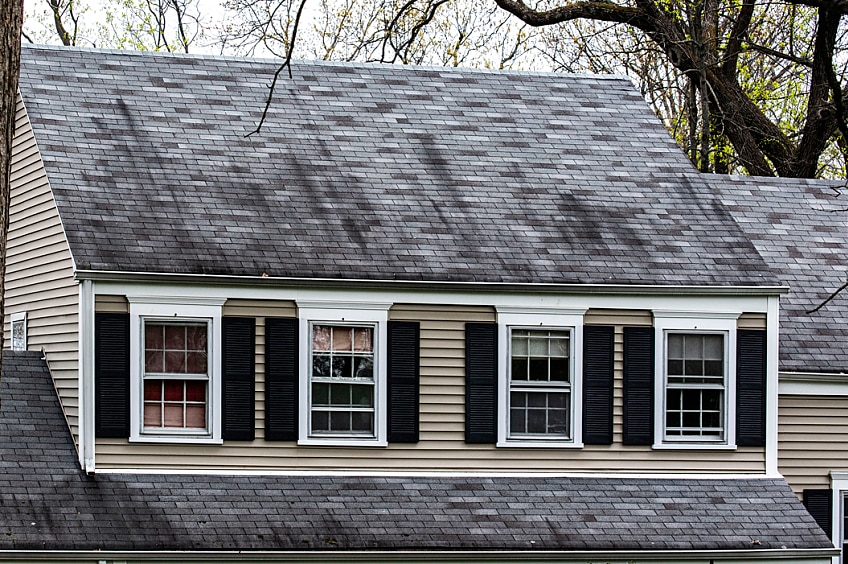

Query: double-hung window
[496,307,585,447]
[143,321,210,432]
[298,301,389,446]
[128,298,224,444]
[509,328,571,439]
[310,323,376,436]
[654,312,737,448]
[665,332,725,440]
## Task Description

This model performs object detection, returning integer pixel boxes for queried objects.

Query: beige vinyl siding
[738,312,767,329]
[95,295,129,313]
[779,394,848,495]
[96,302,764,472]
[4,95,79,444]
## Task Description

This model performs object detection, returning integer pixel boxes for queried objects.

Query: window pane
[328,383,351,407]
[313,325,331,351]
[509,391,568,437]
[510,408,525,434]
[313,354,330,378]
[667,334,683,358]
[511,358,528,381]
[313,383,329,406]
[351,412,373,433]
[351,385,373,408]
[186,351,208,374]
[528,358,548,381]
[145,350,164,373]
[144,403,162,427]
[703,335,723,359]
[549,358,568,382]
[144,379,162,401]
[145,324,164,349]
[185,405,206,428]
[164,380,183,401]
[163,404,184,427]
[332,355,353,378]
[353,328,373,352]
[511,335,527,356]
[529,337,547,356]
[185,381,206,402]
[165,351,187,374]
[186,325,207,351]
[526,409,546,433]
[330,411,351,432]
[684,335,701,359]
[165,325,185,350]
[354,357,373,379]
[312,411,330,433]
[332,327,352,352]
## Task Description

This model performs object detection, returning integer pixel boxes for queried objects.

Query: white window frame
[128,298,224,444]
[11,312,26,352]
[297,301,390,447]
[653,311,738,450]
[496,307,586,448]
[834,475,848,564]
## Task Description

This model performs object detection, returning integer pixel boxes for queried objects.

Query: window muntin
[664,332,725,441]
[309,323,376,437]
[508,328,571,439]
[142,321,210,433]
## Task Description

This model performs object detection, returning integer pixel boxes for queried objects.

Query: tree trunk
[1,0,23,368]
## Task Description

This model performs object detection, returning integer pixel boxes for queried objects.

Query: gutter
[74,269,788,297]
[0,548,838,562]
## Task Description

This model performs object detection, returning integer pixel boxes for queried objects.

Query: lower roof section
[0,351,835,556]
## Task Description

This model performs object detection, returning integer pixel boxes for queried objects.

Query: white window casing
[496,307,586,448]
[297,301,390,447]
[127,298,225,444]
[652,311,739,450]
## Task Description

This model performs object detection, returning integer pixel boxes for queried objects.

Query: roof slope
[0,351,834,554]
[717,176,848,373]
[17,45,775,286]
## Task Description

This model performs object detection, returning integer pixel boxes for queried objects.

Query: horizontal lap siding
[5,97,79,445]
[779,395,848,495]
[96,304,764,472]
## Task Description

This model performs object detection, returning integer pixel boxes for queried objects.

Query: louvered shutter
[222,317,256,441]
[388,321,420,443]
[736,329,766,447]
[95,312,130,438]
[265,317,299,441]
[803,489,833,537]
[465,323,498,444]
[583,325,614,445]
[623,326,655,445]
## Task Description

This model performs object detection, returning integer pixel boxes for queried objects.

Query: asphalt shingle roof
[0,352,834,554]
[717,176,848,373]
[17,45,776,286]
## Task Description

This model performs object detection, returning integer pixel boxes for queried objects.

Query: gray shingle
[0,352,834,553]
[18,45,776,287]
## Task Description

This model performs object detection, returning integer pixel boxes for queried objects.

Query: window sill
[498,440,583,448]
[130,435,223,445]
[652,441,736,451]
[299,437,387,448]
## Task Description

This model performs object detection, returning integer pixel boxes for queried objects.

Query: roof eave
[74,269,788,297]
[0,548,838,562]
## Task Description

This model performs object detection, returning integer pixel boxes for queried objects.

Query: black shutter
[388,321,420,443]
[95,312,130,438]
[265,317,299,441]
[583,325,614,445]
[736,329,766,447]
[623,326,655,446]
[465,322,498,444]
[222,317,256,441]
[803,489,833,537]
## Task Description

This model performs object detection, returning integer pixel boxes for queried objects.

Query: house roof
[0,351,835,557]
[17,44,777,287]
[716,176,848,373]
